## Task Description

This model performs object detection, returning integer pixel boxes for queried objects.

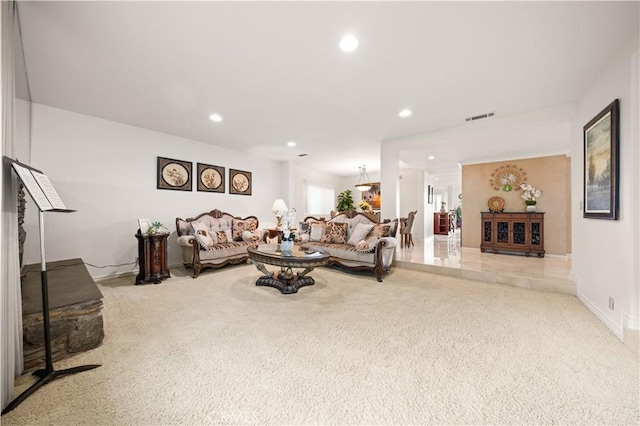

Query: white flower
[520,183,542,203]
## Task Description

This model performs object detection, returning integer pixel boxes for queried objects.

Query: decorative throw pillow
[194,230,215,250]
[370,224,391,239]
[321,222,348,244]
[309,223,325,242]
[346,223,374,246]
[355,240,373,252]
[298,222,311,235]
[191,220,207,234]
[242,230,261,242]
[216,230,228,244]
[232,220,245,241]
[191,221,216,249]
[232,218,258,241]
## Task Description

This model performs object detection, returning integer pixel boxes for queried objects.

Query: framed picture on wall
[197,163,225,193]
[427,185,435,204]
[157,157,192,191]
[229,169,252,195]
[583,99,619,220]
[361,182,381,209]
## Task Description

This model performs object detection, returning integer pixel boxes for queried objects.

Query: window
[304,181,335,215]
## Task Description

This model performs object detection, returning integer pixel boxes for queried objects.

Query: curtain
[1,0,24,410]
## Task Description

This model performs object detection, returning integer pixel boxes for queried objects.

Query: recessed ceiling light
[209,113,222,122]
[287,141,296,147]
[435,178,439,181]
[340,35,358,52]
[428,155,435,160]
[399,109,412,118]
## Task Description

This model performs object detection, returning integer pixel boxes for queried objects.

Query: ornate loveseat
[299,212,398,282]
[176,209,267,278]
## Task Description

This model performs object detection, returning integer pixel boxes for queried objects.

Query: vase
[281,240,294,253]
[526,204,537,212]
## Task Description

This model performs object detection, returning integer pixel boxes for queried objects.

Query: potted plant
[336,189,355,213]
[147,221,169,235]
[520,184,542,212]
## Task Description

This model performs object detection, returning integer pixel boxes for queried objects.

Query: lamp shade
[272,199,288,214]
[355,183,372,191]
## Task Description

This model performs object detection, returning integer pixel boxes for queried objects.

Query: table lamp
[272,199,288,229]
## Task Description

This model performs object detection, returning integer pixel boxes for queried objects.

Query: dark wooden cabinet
[480,212,545,257]
[135,232,171,284]
[434,212,454,235]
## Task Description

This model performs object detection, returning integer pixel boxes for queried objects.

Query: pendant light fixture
[355,165,372,191]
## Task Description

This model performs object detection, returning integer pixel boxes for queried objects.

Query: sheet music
[31,171,66,210]
[11,163,53,211]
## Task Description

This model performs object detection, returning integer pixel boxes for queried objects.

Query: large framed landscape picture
[583,99,619,220]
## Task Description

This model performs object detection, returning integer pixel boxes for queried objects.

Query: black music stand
[2,157,100,415]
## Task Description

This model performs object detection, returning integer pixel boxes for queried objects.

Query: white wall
[25,104,284,279]
[399,169,427,241]
[571,32,640,338]
[15,98,30,162]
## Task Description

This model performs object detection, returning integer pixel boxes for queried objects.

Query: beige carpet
[3,264,639,425]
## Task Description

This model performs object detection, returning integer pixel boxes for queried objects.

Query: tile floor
[395,229,575,294]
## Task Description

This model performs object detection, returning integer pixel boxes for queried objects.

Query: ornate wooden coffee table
[247,244,329,294]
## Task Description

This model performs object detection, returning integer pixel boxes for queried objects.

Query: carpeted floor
[3,264,639,425]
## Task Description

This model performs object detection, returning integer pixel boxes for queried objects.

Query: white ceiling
[17,1,639,179]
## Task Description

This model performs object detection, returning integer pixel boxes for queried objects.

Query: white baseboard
[577,291,623,340]
[93,270,136,282]
[622,315,639,356]
[92,261,185,282]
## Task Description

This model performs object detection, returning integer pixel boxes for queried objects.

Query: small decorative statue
[440,201,447,213]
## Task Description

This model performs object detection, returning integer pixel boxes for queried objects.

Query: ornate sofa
[175,209,267,278]
[299,212,398,282]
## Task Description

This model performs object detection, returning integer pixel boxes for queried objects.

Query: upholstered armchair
[399,210,417,248]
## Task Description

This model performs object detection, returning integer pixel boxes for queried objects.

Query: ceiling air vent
[298,153,309,157]
[465,112,495,122]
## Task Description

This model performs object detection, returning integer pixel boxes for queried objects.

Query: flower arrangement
[520,184,542,205]
[358,200,372,212]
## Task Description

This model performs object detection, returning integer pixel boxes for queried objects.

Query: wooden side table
[135,232,171,284]
[265,228,281,243]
